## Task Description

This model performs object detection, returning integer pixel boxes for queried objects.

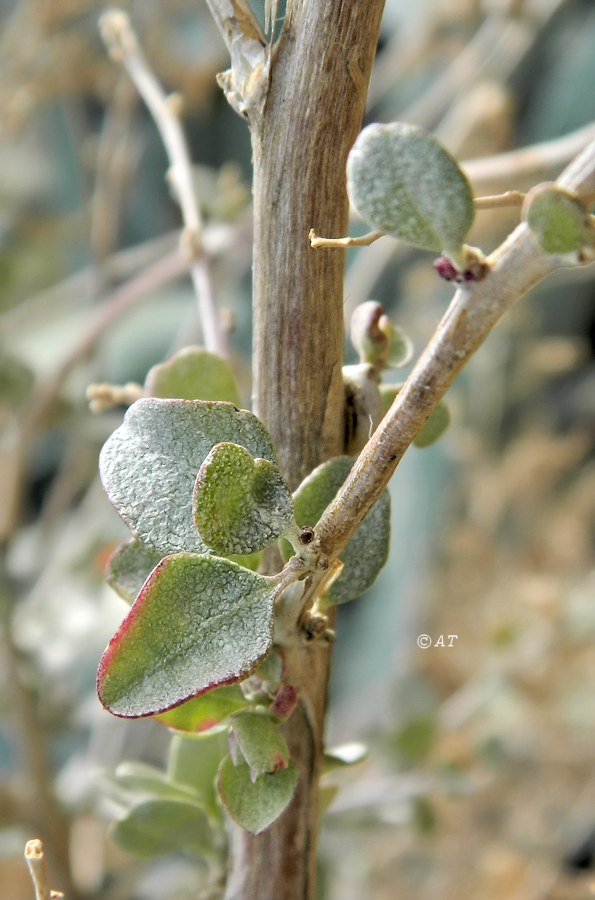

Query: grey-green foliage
[99,399,277,555]
[286,456,391,604]
[522,182,594,255]
[347,122,474,254]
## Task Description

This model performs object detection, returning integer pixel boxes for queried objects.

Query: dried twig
[100,9,226,356]
[24,839,64,900]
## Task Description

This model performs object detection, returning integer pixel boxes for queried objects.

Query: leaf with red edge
[97,553,279,718]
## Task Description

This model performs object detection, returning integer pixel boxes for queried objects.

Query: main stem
[225,2,385,898]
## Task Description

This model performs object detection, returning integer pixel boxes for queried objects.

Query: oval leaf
[145,346,241,405]
[285,457,390,604]
[110,798,211,858]
[106,540,163,605]
[194,442,294,555]
[97,553,278,717]
[217,754,298,835]
[523,182,593,255]
[231,711,290,780]
[347,122,474,253]
[99,398,277,555]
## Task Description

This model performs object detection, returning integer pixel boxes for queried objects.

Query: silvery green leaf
[99,398,277,555]
[347,122,474,253]
[523,182,594,255]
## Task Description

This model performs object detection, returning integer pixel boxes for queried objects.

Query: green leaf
[231,711,290,780]
[106,540,163,605]
[379,383,401,416]
[110,798,211,858]
[156,685,248,734]
[217,755,299,834]
[145,346,241,405]
[167,732,228,819]
[523,182,594,255]
[385,322,414,368]
[193,442,294,555]
[107,761,198,805]
[413,401,450,447]
[349,301,413,370]
[97,553,279,717]
[284,457,390,604]
[99,398,277,555]
[347,122,474,253]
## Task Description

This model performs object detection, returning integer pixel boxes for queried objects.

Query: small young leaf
[350,301,413,370]
[145,346,241,405]
[156,685,248,734]
[231,711,290,780]
[99,398,277,555]
[110,798,211,858]
[284,457,390,604]
[217,755,299,834]
[413,401,450,448]
[97,553,278,717]
[106,540,163,605]
[193,442,294,555]
[347,122,474,253]
[384,322,414,369]
[523,182,594,255]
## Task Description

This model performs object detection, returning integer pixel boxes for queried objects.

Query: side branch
[100,9,226,356]
[316,138,595,562]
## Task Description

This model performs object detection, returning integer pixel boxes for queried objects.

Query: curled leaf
[347,122,474,253]
[97,553,279,718]
[193,442,294,555]
[231,711,290,780]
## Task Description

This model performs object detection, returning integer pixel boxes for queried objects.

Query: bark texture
[225,2,385,898]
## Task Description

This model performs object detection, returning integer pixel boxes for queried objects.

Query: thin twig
[100,9,226,356]
[308,228,385,249]
[474,190,525,209]
[463,121,595,196]
[24,839,64,900]
[315,138,595,564]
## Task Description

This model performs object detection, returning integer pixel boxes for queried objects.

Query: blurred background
[0,0,594,897]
